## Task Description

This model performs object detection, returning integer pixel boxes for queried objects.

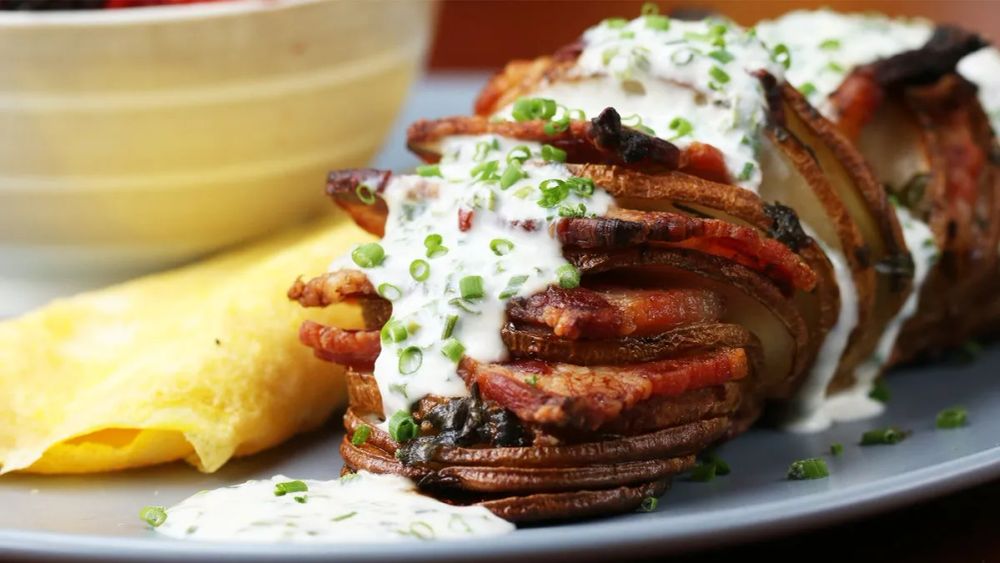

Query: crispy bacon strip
[557,209,818,293]
[459,348,749,430]
[326,169,393,237]
[299,321,380,370]
[288,269,375,307]
[506,286,724,340]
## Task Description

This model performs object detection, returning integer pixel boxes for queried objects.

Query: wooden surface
[427,2,1000,560]
[429,0,1000,69]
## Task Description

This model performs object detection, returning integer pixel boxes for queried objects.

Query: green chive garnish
[772,43,791,69]
[415,164,442,178]
[506,145,531,164]
[449,297,481,314]
[860,427,908,446]
[380,319,407,343]
[556,263,581,289]
[799,82,817,96]
[377,283,402,301]
[441,338,465,363]
[524,374,539,386]
[490,238,514,256]
[787,458,829,480]
[637,496,658,512]
[470,160,500,183]
[541,144,567,162]
[869,379,890,403]
[604,17,627,29]
[690,462,717,482]
[351,424,371,446]
[274,480,308,496]
[409,259,430,282]
[830,443,844,456]
[558,203,588,218]
[936,406,968,429]
[511,97,557,122]
[668,117,693,140]
[708,49,734,64]
[139,505,167,528]
[388,410,419,442]
[827,60,845,73]
[709,65,730,84]
[332,511,357,522]
[424,234,447,259]
[499,275,529,299]
[294,495,307,504]
[355,183,377,205]
[500,161,526,189]
[459,275,485,300]
[737,162,755,182]
[472,138,499,161]
[640,1,659,15]
[645,14,669,31]
[819,38,841,50]
[441,314,458,339]
[398,346,423,375]
[351,243,385,268]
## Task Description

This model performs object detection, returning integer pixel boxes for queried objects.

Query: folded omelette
[0,218,372,474]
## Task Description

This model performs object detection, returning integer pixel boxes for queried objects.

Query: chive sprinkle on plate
[787,458,829,480]
[860,427,909,446]
[936,406,968,429]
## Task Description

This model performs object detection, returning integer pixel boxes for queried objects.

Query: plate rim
[1,446,997,562]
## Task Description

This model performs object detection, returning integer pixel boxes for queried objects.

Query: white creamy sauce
[497,16,783,190]
[756,10,932,119]
[780,226,859,433]
[823,207,937,422]
[154,472,514,543]
[958,47,1000,134]
[332,134,612,424]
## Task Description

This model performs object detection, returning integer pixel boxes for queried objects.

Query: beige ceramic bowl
[0,0,433,315]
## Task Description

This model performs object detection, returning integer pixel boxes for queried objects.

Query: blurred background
[428,0,1000,69]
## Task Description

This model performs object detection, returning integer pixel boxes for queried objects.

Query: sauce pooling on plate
[153,472,514,543]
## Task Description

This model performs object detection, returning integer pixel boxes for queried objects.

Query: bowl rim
[0,0,323,27]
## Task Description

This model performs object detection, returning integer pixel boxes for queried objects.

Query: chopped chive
[668,116,693,140]
[499,274,529,299]
[449,297,481,314]
[819,38,841,50]
[541,144,567,162]
[537,178,570,208]
[441,338,465,363]
[602,47,619,66]
[645,14,669,31]
[398,346,423,375]
[472,138,500,161]
[351,243,385,268]
[771,43,791,69]
[830,443,844,456]
[415,164,442,178]
[490,238,514,256]
[799,82,817,96]
[274,480,308,496]
[470,159,500,182]
[389,383,408,398]
[500,161,526,189]
[556,263,581,289]
[936,406,968,429]
[424,233,442,248]
[331,512,357,522]
[377,283,402,301]
[671,48,695,66]
[441,314,458,339]
[511,97,557,122]
[409,259,430,282]
[689,462,717,482]
[558,203,588,218]
[294,495,307,504]
[787,458,829,480]
[506,145,531,164]
[604,17,627,29]
[860,427,908,446]
[568,177,595,197]
[737,162,755,182]
[459,275,485,300]
[139,506,167,528]
[524,374,539,386]
[708,49,734,64]
[407,521,435,540]
[388,410,419,442]
[640,1,659,15]
[826,60,845,73]
[355,183,377,205]
[426,245,448,259]
[709,65,730,84]
[351,424,371,446]
[620,30,636,39]
[703,453,730,476]
[868,379,890,403]
[380,319,408,343]
[637,496,658,512]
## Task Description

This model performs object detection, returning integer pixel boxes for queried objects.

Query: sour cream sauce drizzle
[758,10,945,430]
[332,135,612,424]
[154,472,514,542]
[498,17,783,190]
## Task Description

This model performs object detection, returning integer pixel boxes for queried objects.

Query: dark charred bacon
[506,286,724,340]
[587,107,682,169]
[299,321,380,371]
[557,209,818,293]
[763,202,811,252]
[460,348,749,430]
[288,269,376,307]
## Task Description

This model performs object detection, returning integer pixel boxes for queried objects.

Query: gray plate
[2,75,999,561]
